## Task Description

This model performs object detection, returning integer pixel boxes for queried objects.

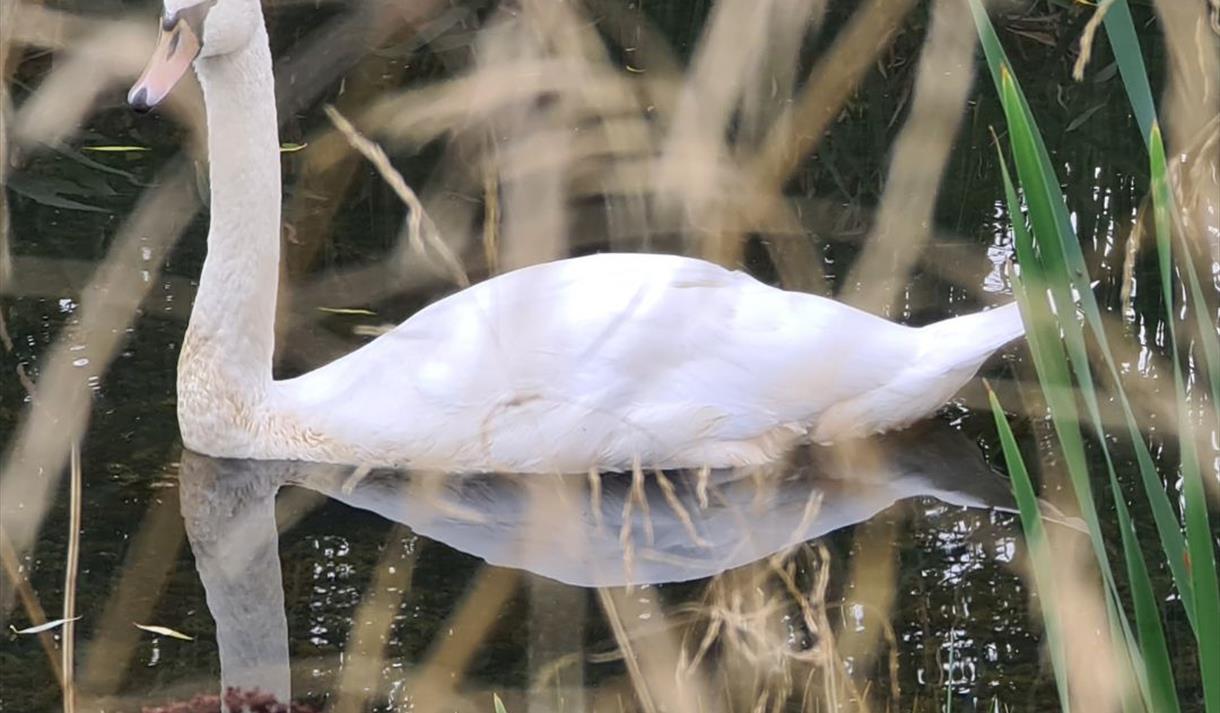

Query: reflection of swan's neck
[184,21,280,399]
[179,454,291,704]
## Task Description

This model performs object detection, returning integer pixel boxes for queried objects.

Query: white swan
[129,0,1025,473]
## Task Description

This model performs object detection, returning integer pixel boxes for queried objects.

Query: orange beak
[128,18,201,112]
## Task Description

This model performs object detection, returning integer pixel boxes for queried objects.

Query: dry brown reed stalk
[674,543,867,713]
[331,524,417,713]
[834,517,900,710]
[61,440,81,713]
[0,526,65,686]
[402,565,519,712]
[0,160,198,566]
[1153,0,1220,147]
[3,3,92,54]
[279,0,424,278]
[325,105,469,288]
[1072,0,1115,81]
[0,6,12,291]
[588,467,605,530]
[598,586,710,713]
[517,474,591,711]
[0,309,11,352]
[476,1,583,270]
[1046,527,1127,713]
[715,0,920,268]
[76,476,186,700]
[597,588,658,713]
[528,576,587,712]
[9,11,206,159]
[630,459,654,547]
[618,470,638,586]
[653,470,711,549]
[845,0,977,315]
[405,471,492,526]
[656,0,822,246]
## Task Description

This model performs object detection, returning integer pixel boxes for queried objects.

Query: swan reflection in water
[177,420,1074,705]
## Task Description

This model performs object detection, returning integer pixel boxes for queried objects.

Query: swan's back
[274,254,1019,472]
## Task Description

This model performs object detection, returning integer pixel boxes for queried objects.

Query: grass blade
[1100,0,1155,143]
[1150,124,1220,712]
[997,147,1172,713]
[987,388,1072,713]
[971,0,1196,634]
[1103,0,1220,417]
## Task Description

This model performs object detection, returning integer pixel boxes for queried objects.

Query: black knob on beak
[129,88,152,114]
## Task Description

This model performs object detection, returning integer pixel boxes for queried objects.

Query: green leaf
[7,174,107,212]
[493,693,508,713]
[1150,123,1220,713]
[987,388,1071,713]
[1065,102,1106,132]
[1104,0,1220,419]
[973,0,1195,640]
[1101,0,1156,144]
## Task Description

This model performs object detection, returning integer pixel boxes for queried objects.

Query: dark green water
[2,1,1210,711]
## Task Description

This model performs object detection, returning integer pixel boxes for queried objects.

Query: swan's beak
[128,19,201,113]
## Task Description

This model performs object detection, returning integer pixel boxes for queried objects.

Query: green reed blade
[1100,0,1155,144]
[972,0,1196,634]
[998,148,1164,713]
[1150,124,1220,712]
[988,388,1072,713]
[1002,111,1179,713]
[1176,236,1220,419]
[1113,477,1183,713]
[1103,0,1220,419]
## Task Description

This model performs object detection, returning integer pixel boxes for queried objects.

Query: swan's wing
[277,254,916,471]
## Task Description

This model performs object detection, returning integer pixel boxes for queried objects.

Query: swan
[129,0,1025,473]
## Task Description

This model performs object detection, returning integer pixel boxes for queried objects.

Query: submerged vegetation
[1,0,1217,711]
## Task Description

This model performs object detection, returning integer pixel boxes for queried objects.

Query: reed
[975,1,1220,711]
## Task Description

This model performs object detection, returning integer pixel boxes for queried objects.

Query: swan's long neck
[184,21,280,395]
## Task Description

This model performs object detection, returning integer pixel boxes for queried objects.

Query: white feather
[269,254,1022,471]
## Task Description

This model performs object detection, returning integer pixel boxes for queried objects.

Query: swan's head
[128,0,262,112]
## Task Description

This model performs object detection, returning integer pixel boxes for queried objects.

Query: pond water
[1,1,1213,712]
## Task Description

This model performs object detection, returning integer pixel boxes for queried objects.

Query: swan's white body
[167,0,1024,473]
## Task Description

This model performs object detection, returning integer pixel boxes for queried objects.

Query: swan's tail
[812,303,1025,443]
[917,302,1025,367]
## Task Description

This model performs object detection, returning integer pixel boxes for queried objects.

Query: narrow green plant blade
[1175,238,1220,420]
[1103,0,1220,417]
[988,388,1072,713]
[995,62,1147,692]
[972,0,1196,634]
[1150,124,1220,712]
[998,149,1162,713]
[1100,0,1156,143]
[1000,108,1179,713]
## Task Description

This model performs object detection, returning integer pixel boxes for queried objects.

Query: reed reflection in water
[176,420,1079,711]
